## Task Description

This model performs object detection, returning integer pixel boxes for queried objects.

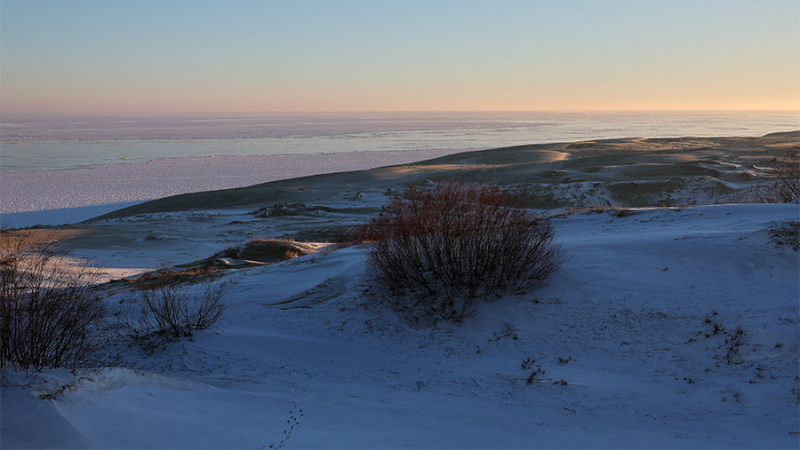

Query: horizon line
[2,108,798,117]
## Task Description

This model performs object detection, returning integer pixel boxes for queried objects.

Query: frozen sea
[1,111,797,227]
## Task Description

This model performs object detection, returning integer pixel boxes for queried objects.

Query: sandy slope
[2,133,799,448]
[90,131,799,219]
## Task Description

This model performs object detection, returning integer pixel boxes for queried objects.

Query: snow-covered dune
[3,203,798,448]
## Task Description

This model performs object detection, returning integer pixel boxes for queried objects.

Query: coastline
[3,129,798,228]
[0,148,469,227]
[3,111,797,173]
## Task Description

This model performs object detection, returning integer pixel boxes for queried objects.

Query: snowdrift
[3,203,797,448]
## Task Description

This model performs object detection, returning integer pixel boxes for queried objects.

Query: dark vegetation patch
[548,205,635,218]
[607,181,680,207]
[191,238,318,270]
[567,142,597,149]
[235,238,314,262]
[122,266,223,290]
[767,221,800,251]
[1,230,107,371]
[353,181,565,325]
[112,238,319,292]
[250,203,337,218]
[540,169,567,178]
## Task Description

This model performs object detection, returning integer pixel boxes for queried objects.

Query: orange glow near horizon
[3,81,796,115]
[1,1,798,115]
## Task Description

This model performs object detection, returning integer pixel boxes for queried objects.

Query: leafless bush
[358,181,565,324]
[120,264,226,340]
[0,230,106,372]
[770,150,800,202]
[738,150,800,203]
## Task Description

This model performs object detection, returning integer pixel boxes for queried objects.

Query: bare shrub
[358,181,565,324]
[120,264,226,340]
[739,150,800,203]
[770,150,800,202]
[0,230,106,372]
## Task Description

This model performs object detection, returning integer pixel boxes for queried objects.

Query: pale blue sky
[1,0,798,113]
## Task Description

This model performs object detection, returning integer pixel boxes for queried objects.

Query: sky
[1,0,798,114]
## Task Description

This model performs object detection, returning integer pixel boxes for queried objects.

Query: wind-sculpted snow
[2,204,798,448]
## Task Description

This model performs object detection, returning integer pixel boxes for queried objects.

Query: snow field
[2,203,797,448]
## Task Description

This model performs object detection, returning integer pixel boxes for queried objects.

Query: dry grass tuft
[125,265,222,290]
[238,238,307,262]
